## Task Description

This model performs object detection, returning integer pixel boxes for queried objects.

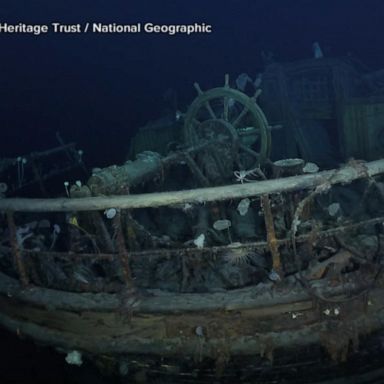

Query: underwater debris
[273,158,304,177]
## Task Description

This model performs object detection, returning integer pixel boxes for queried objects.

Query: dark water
[1,0,384,166]
[0,328,109,384]
[2,326,384,384]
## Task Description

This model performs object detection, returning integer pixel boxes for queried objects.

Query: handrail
[0,159,383,213]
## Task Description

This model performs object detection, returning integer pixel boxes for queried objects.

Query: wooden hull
[1,269,383,365]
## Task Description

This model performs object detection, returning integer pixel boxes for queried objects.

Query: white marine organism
[16,156,27,187]
[195,325,204,337]
[63,181,70,197]
[268,269,281,281]
[75,180,82,188]
[73,271,89,284]
[16,226,33,248]
[303,162,319,173]
[119,361,129,376]
[193,233,205,249]
[327,202,341,217]
[175,110,183,121]
[323,308,331,316]
[213,219,231,231]
[104,208,117,219]
[53,224,61,235]
[65,350,83,366]
[182,203,193,212]
[228,98,236,109]
[312,41,324,59]
[237,198,251,216]
[197,196,205,204]
[49,224,61,250]
[223,246,253,265]
[254,73,263,88]
[234,168,262,183]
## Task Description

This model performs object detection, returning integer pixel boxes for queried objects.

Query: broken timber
[0,159,383,212]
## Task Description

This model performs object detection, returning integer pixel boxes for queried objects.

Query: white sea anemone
[65,350,83,366]
[213,219,231,231]
[193,233,205,249]
[303,162,319,173]
[104,208,117,219]
[222,245,253,265]
[237,198,251,216]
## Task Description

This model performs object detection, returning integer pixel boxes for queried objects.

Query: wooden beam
[0,269,370,313]
[0,159,383,213]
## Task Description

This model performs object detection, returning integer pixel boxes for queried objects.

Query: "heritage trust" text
[0,22,213,36]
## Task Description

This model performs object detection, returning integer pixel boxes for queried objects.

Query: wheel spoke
[232,106,249,128]
[204,101,217,119]
[239,143,260,159]
[238,127,260,136]
[184,153,210,187]
[185,81,271,174]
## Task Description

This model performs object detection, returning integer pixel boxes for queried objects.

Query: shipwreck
[1,57,384,382]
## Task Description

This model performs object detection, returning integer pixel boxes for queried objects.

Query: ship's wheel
[183,74,271,184]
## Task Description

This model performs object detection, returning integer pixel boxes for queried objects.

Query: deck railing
[0,158,383,293]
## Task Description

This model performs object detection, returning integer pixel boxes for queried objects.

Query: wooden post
[261,195,282,275]
[112,212,134,289]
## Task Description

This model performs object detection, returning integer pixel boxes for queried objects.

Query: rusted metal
[261,194,282,274]
[112,211,134,289]
[0,214,382,264]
